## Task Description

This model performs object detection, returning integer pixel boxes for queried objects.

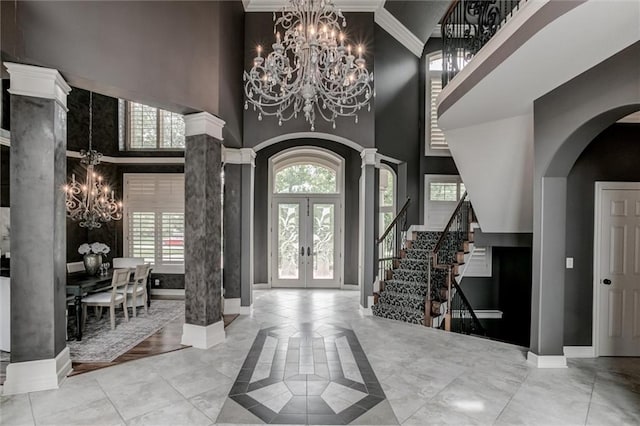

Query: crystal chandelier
[243,0,374,131]
[64,92,123,229]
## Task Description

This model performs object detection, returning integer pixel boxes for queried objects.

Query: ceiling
[242,0,452,57]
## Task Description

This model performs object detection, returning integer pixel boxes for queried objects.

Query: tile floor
[1,289,640,425]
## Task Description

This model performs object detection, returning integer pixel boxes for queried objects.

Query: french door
[272,196,341,288]
[596,185,640,356]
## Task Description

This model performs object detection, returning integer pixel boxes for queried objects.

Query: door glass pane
[313,204,334,280]
[278,204,300,279]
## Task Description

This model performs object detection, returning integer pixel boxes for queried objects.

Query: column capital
[223,147,256,166]
[4,62,71,110]
[360,148,379,168]
[184,112,226,140]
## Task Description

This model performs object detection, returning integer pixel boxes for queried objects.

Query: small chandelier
[243,0,374,131]
[64,92,123,229]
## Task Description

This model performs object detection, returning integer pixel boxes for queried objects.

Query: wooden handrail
[377,198,411,245]
[432,191,468,257]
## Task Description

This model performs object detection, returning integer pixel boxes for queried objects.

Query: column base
[3,347,72,395]
[527,351,567,368]
[223,298,241,315]
[359,296,375,316]
[239,304,253,315]
[181,321,225,349]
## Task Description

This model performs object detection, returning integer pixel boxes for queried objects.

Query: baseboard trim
[253,283,270,289]
[150,289,185,298]
[223,298,241,315]
[3,347,72,395]
[239,304,253,315]
[452,309,503,319]
[181,321,225,349]
[527,351,567,368]
[563,346,595,358]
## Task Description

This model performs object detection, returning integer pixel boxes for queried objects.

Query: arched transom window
[272,148,343,195]
[274,162,338,194]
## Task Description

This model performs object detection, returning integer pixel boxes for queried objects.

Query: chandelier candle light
[243,0,374,131]
[64,92,123,229]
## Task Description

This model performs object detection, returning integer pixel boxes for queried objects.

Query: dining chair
[120,263,151,317]
[81,268,130,330]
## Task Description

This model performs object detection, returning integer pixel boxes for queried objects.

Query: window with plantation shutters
[425,53,450,156]
[126,101,185,150]
[124,174,185,272]
[429,76,447,150]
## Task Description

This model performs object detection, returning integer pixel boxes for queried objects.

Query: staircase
[372,193,485,335]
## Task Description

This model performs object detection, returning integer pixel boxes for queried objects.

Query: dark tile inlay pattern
[226,323,390,425]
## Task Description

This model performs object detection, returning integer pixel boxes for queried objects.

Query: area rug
[67,299,184,362]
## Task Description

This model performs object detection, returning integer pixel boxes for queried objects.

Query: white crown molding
[527,351,568,368]
[223,147,256,166]
[374,8,424,57]
[3,347,72,395]
[181,321,225,349]
[4,62,72,110]
[243,0,385,12]
[431,24,442,39]
[184,112,226,140]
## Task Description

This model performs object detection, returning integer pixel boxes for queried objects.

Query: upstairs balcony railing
[441,0,526,86]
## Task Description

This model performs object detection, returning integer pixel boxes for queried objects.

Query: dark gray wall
[419,38,460,224]
[532,41,640,354]
[564,123,640,346]
[1,1,244,144]
[374,25,421,224]
[253,139,361,285]
[218,1,245,148]
[243,13,375,149]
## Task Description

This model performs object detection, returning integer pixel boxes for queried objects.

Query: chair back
[110,269,131,303]
[112,257,145,269]
[132,263,152,285]
[66,261,85,273]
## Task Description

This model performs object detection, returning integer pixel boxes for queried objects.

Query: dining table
[66,270,114,341]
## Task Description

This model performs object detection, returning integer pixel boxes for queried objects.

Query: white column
[359,148,378,315]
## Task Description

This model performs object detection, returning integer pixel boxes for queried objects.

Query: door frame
[267,146,345,289]
[592,181,640,357]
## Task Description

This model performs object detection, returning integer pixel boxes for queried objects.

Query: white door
[272,197,341,288]
[597,186,640,356]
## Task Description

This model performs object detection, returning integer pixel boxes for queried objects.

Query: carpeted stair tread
[372,303,424,325]
[378,291,425,311]
[383,280,428,296]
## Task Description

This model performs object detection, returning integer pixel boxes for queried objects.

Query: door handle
[307,247,311,256]
[300,247,305,257]
[603,278,612,285]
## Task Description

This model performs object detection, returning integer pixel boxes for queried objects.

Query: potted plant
[78,242,110,276]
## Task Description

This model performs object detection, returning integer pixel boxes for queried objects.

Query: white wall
[445,113,534,233]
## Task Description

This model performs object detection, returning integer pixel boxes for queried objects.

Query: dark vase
[83,253,102,276]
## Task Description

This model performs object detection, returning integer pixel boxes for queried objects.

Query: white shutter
[430,77,448,150]
[124,174,185,269]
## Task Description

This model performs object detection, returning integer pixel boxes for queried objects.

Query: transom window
[123,101,185,150]
[274,163,338,194]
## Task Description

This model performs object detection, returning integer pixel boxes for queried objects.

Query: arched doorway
[269,147,345,288]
